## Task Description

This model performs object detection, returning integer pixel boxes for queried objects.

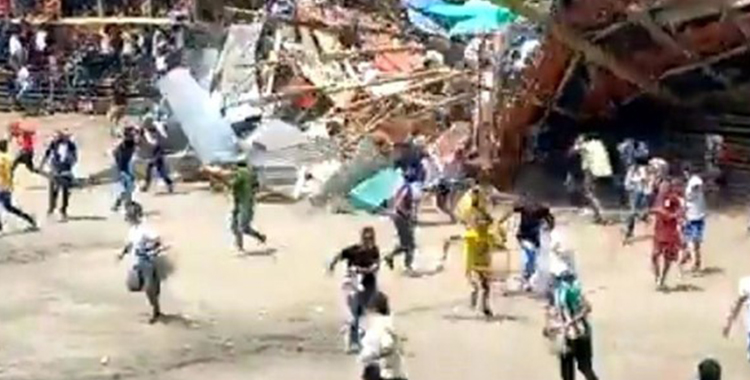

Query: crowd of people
[1,19,186,113]
[0,111,747,380]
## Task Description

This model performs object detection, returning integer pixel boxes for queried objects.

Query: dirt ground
[1,114,750,380]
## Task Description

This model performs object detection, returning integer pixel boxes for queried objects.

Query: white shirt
[359,315,407,379]
[34,31,47,52]
[17,66,29,83]
[684,175,706,221]
[9,35,22,57]
[739,276,750,333]
[126,223,160,267]
[155,55,167,72]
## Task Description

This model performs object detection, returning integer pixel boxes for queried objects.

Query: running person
[328,227,380,353]
[650,179,683,290]
[117,202,167,324]
[722,275,750,361]
[501,196,553,291]
[682,164,706,272]
[8,120,38,175]
[442,201,498,318]
[0,139,38,233]
[384,182,416,274]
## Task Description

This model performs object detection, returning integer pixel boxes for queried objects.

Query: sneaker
[258,234,267,244]
[482,308,494,319]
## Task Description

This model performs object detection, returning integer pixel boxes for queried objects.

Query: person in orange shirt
[0,139,38,233]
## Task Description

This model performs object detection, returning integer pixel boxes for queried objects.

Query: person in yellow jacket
[441,186,506,318]
[0,139,38,233]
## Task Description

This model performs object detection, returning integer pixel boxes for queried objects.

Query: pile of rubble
[159,0,547,209]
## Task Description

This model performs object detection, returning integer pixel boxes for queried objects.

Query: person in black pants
[140,119,174,193]
[545,271,599,380]
[40,129,78,221]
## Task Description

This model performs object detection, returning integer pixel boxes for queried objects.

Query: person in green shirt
[544,270,599,380]
[230,161,267,251]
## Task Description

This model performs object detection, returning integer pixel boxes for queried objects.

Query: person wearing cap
[111,126,138,212]
[681,164,706,272]
[40,129,78,221]
[544,267,599,380]
[139,117,174,194]
[0,139,38,233]
[117,202,166,324]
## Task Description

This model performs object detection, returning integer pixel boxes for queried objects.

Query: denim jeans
[0,190,35,229]
[624,191,648,239]
[346,283,376,349]
[519,239,538,281]
[143,155,173,191]
[113,171,135,210]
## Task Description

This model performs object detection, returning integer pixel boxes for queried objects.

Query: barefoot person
[722,275,750,361]
[0,139,38,233]
[651,179,683,290]
[117,202,167,324]
[40,129,78,221]
[442,187,502,318]
[682,164,706,272]
[328,227,380,353]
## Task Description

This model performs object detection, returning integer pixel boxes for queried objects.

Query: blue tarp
[402,0,518,37]
[348,168,403,212]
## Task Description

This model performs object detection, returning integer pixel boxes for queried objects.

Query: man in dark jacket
[40,129,78,221]
[139,117,174,193]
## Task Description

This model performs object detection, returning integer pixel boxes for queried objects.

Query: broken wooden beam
[659,45,750,79]
[493,0,682,105]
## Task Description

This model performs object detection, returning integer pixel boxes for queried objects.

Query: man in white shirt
[117,202,165,323]
[722,276,750,361]
[15,66,31,103]
[682,165,707,272]
[359,292,407,380]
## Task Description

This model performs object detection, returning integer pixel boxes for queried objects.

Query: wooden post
[97,0,104,16]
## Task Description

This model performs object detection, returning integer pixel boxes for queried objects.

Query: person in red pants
[651,178,683,291]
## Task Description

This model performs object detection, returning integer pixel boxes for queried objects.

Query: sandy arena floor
[0,114,750,380]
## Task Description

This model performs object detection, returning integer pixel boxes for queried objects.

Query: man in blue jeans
[502,196,553,291]
[112,127,138,212]
[328,227,380,353]
[0,139,38,233]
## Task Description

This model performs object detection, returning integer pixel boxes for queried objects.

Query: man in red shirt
[651,178,683,291]
[9,121,38,175]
